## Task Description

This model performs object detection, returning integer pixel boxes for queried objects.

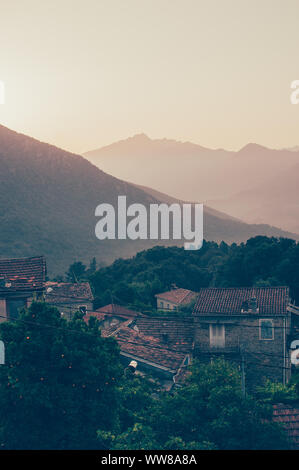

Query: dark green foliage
[255,380,298,404]
[0,302,122,449]
[91,237,299,310]
[65,261,87,282]
[98,359,289,450]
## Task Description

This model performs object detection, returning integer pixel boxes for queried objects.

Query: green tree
[65,261,87,282]
[87,257,97,276]
[149,359,289,450]
[90,237,299,310]
[0,302,122,449]
[102,359,290,450]
[255,379,298,404]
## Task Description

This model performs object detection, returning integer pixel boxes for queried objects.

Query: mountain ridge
[83,134,299,231]
[0,124,297,275]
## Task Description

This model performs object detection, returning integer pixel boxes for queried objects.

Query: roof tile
[0,256,46,292]
[193,287,289,315]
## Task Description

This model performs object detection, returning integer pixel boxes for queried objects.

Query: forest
[64,236,299,311]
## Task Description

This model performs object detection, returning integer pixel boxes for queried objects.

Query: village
[0,254,298,448]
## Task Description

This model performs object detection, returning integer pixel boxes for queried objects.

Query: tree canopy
[89,237,299,311]
[0,302,122,449]
[98,359,290,450]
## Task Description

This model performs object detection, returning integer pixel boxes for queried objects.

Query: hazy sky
[0,0,299,153]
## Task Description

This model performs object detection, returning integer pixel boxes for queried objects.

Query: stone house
[192,287,292,390]
[45,281,94,320]
[0,256,46,322]
[85,307,192,390]
[155,287,197,311]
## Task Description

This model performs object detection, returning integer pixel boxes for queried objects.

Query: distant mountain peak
[238,143,269,153]
[130,133,151,141]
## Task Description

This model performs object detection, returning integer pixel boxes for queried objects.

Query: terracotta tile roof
[193,287,289,315]
[0,256,46,293]
[84,311,106,323]
[84,305,142,335]
[45,282,93,303]
[96,304,142,318]
[155,288,197,306]
[272,403,299,449]
[136,317,194,353]
[113,325,186,371]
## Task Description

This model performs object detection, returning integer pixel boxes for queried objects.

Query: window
[209,324,225,348]
[159,301,163,309]
[166,303,170,309]
[259,319,274,340]
[79,305,87,315]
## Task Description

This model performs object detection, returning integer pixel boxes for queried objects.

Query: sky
[0,0,299,154]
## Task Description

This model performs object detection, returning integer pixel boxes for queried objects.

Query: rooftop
[155,288,197,306]
[193,287,289,316]
[0,256,46,293]
[136,316,194,353]
[84,308,191,371]
[45,281,94,303]
[95,303,142,318]
[272,403,299,449]
[113,324,186,371]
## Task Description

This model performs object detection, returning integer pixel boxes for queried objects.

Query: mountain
[84,135,299,232]
[0,125,297,275]
[132,183,242,222]
[84,134,231,201]
[208,162,299,234]
[285,146,299,152]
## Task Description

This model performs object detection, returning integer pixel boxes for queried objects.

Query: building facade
[155,288,197,311]
[45,282,94,320]
[0,256,46,322]
[192,287,291,390]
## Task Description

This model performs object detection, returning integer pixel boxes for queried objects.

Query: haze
[0,0,299,153]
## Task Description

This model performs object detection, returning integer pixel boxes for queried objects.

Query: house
[0,256,46,322]
[111,324,190,390]
[192,287,291,390]
[272,403,299,449]
[45,281,94,320]
[84,307,192,390]
[135,316,194,353]
[84,303,143,334]
[155,288,198,311]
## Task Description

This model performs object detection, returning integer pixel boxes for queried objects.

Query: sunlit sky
[0,0,299,154]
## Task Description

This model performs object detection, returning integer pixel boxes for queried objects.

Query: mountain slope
[84,134,299,233]
[208,162,299,234]
[83,134,299,203]
[0,125,297,275]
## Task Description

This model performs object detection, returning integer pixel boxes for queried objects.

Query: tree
[65,261,87,282]
[150,359,289,449]
[255,379,298,404]
[97,370,158,449]
[87,257,97,276]
[90,237,299,310]
[102,359,290,450]
[0,302,122,449]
